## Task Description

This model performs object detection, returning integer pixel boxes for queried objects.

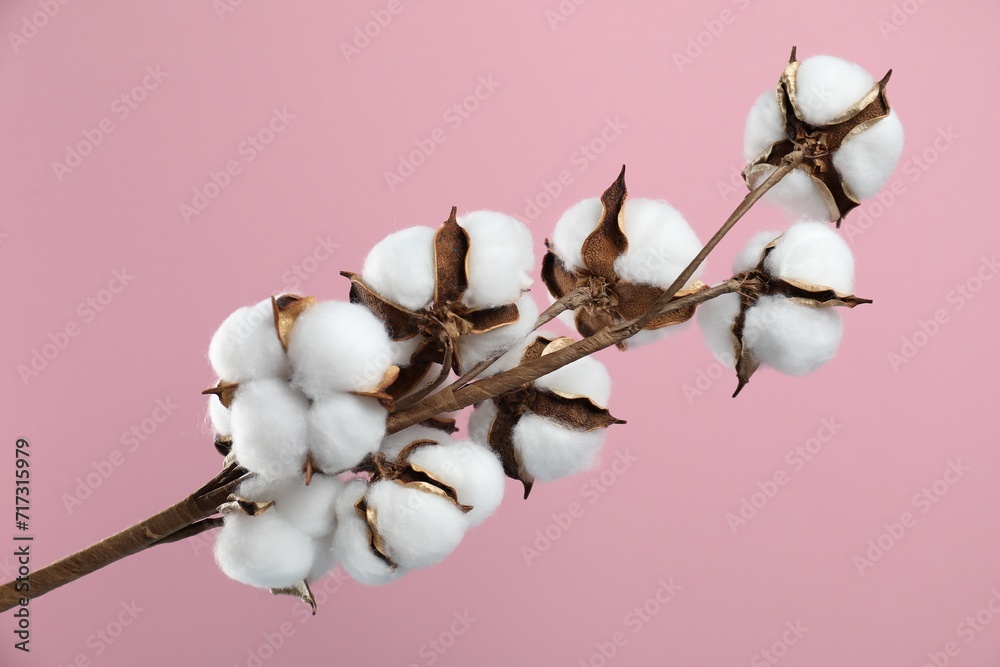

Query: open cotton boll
[534,354,612,408]
[308,394,387,473]
[208,298,289,383]
[287,301,394,397]
[230,379,310,480]
[744,92,786,163]
[379,425,453,460]
[513,414,604,482]
[793,55,874,127]
[364,480,467,570]
[455,294,539,375]
[695,292,741,367]
[361,226,436,311]
[750,166,833,221]
[742,296,843,375]
[406,440,505,526]
[468,400,498,449]
[833,110,904,200]
[238,475,342,539]
[734,230,782,273]
[207,394,232,437]
[215,511,317,589]
[614,198,703,289]
[551,198,602,271]
[307,534,338,583]
[764,221,855,294]
[458,211,535,310]
[331,480,406,586]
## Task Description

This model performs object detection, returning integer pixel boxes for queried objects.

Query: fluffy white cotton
[230,379,310,480]
[238,475,342,539]
[287,301,394,397]
[696,292,741,367]
[208,298,289,383]
[734,230,782,273]
[534,353,612,408]
[379,425,453,460]
[551,198,602,271]
[742,296,843,375]
[833,110,904,200]
[362,226,436,311]
[458,211,535,310]
[215,511,316,589]
[307,534,338,583]
[406,440,505,526]
[513,414,605,482]
[613,198,703,289]
[332,480,406,585]
[764,221,855,294]
[308,394,387,473]
[364,480,467,569]
[793,55,874,126]
[467,400,498,449]
[455,294,539,375]
[207,393,232,437]
[743,91,786,163]
[748,165,834,221]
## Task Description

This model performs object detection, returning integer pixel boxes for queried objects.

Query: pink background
[2,0,997,665]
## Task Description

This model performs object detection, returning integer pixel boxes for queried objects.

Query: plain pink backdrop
[2,0,997,665]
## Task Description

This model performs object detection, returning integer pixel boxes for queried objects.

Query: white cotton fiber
[287,300,394,397]
[793,55,875,127]
[534,353,612,408]
[742,296,843,375]
[833,109,904,200]
[614,198,703,289]
[307,534,338,583]
[734,230,782,273]
[764,221,855,294]
[467,400,499,449]
[379,425,453,460]
[361,226,436,311]
[513,414,604,483]
[749,166,834,222]
[207,394,232,437]
[215,511,316,589]
[238,475,342,538]
[743,91,787,164]
[230,379,310,480]
[551,198,603,271]
[208,298,289,383]
[331,480,406,585]
[308,394,387,473]
[455,294,539,375]
[459,210,535,310]
[364,480,467,570]
[406,440,505,526]
[696,292,741,367]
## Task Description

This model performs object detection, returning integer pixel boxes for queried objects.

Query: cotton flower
[208,298,290,383]
[405,440,506,526]
[215,510,317,590]
[229,378,310,480]
[332,480,407,586]
[307,393,387,473]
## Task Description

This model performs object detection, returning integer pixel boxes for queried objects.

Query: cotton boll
[215,511,316,589]
[833,110,904,200]
[308,394,387,473]
[238,475,342,539]
[230,379,310,480]
[794,55,875,127]
[379,425,453,460]
[468,400,499,448]
[332,480,406,586]
[742,296,843,375]
[207,394,232,437]
[534,354,612,408]
[764,221,855,294]
[208,298,289,383]
[626,323,693,348]
[744,91,787,163]
[551,198,602,271]
[613,198,703,289]
[751,166,833,221]
[458,211,535,310]
[455,294,539,375]
[696,293,741,367]
[364,480,467,569]
[361,226,436,311]
[406,440,505,526]
[307,534,338,583]
[287,301,394,397]
[733,230,782,273]
[513,414,604,483]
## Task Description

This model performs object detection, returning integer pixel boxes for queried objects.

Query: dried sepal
[580,165,629,278]
[214,435,233,457]
[343,272,423,341]
[350,364,401,404]
[433,206,471,308]
[271,295,317,351]
[202,380,238,408]
[270,580,317,616]
[419,416,458,434]
[355,496,398,569]
[219,497,275,516]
